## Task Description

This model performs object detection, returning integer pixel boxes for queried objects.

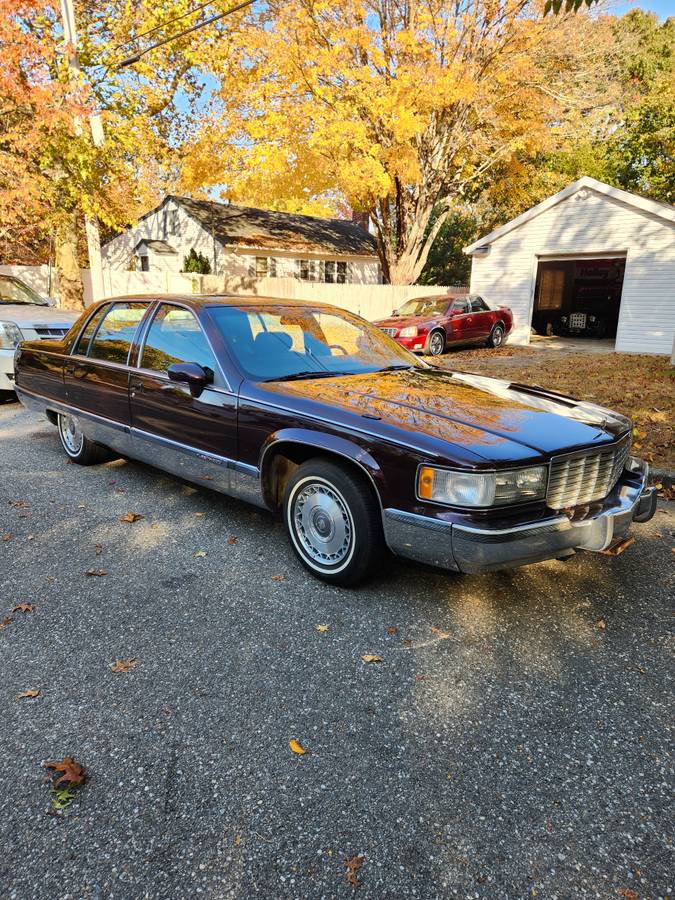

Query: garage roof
[464,177,675,255]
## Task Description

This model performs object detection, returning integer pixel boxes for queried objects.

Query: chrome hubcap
[292,482,352,565]
[493,328,503,346]
[59,415,83,454]
[430,334,444,354]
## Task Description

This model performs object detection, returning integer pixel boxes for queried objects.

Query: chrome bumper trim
[383,458,657,574]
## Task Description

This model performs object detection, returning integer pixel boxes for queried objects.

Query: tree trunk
[55,214,85,310]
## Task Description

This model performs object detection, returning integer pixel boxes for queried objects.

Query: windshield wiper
[265,370,357,383]
[0,300,46,306]
[377,364,416,372]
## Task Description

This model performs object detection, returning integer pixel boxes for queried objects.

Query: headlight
[418,465,548,507]
[588,315,596,323]
[399,326,418,337]
[561,316,567,323]
[0,321,24,350]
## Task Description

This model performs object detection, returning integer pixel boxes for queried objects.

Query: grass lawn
[437,348,674,472]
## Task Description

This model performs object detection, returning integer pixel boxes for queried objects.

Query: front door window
[140,304,217,374]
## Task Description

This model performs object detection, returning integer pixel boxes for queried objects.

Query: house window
[324,261,336,283]
[268,257,277,278]
[298,259,320,281]
[139,255,149,272]
[168,209,180,237]
[336,261,348,284]
[255,256,268,278]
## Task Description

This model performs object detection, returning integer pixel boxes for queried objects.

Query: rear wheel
[426,329,446,357]
[283,458,385,586]
[57,413,112,465]
[487,323,505,349]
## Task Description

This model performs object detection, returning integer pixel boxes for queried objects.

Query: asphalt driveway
[1,396,673,900]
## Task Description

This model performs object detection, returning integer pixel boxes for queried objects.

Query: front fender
[259,427,386,508]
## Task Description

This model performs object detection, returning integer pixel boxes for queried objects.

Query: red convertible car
[374,294,513,356]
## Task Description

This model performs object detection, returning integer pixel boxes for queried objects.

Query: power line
[112,0,217,53]
[117,0,258,68]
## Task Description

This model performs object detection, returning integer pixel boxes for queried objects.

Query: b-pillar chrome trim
[14,385,267,508]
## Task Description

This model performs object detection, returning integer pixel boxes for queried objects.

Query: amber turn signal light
[418,466,435,499]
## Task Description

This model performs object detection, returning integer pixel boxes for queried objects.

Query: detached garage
[464,177,675,354]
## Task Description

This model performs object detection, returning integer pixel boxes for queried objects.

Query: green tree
[182,248,211,274]
[418,213,479,286]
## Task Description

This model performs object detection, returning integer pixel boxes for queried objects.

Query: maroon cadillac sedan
[374,294,514,356]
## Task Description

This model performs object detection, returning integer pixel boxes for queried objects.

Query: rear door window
[88,302,148,365]
[74,304,110,356]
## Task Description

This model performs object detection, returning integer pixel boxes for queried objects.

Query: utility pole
[60,0,106,302]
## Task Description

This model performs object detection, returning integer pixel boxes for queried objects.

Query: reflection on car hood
[262,368,631,464]
[0,304,79,327]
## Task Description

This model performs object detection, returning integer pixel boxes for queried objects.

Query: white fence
[0,265,466,322]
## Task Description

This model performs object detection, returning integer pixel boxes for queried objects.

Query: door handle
[130,380,144,392]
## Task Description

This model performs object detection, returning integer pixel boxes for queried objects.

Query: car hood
[374,315,434,330]
[261,368,631,465]
[0,304,79,327]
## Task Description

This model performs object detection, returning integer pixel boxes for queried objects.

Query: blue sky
[610,0,673,17]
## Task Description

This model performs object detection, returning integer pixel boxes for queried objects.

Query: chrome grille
[569,313,587,330]
[380,327,398,337]
[35,326,69,338]
[547,436,631,510]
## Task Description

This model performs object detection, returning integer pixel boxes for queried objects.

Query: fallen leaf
[601,536,635,556]
[119,512,144,523]
[84,569,107,577]
[234,834,241,846]
[316,624,329,633]
[227,536,237,545]
[362,654,382,663]
[289,739,306,755]
[2,533,12,542]
[194,550,207,558]
[345,855,364,888]
[431,626,452,639]
[110,657,138,674]
[16,689,40,699]
[0,617,13,630]
[386,626,398,635]
[94,543,103,556]
[49,787,76,812]
[271,574,284,582]
[617,890,638,900]
[44,756,87,787]
[12,603,34,614]
[194,512,205,517]
[8,500,28,508]
[596,619,606,630]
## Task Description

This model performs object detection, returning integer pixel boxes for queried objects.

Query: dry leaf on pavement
[111,657,138,674]
[386,626,398,635]
[227,536,237,545]
[362,654,383,663]
[94,543,103,556]
[44,756,87,787]
[16,689,40,699]
[289,739,306,755]
[345,855,364,887]
[84,569,108,577]
[2,533,12,541]
[0,617,13,630]
[12,603,34,613]
[431,626,452,639]
[316,624,329,633]
[119,512,144,523]
[596,619,606,630]
[194,550,207,558]
[271,574,285,582]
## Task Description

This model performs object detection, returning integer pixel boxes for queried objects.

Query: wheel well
[45,409,58,426]
[492,320,505,331]
[262,442,381,511]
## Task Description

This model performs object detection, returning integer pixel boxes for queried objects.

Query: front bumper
[392,334,428,353]
[383,458,658,574]
[0,348,15,391]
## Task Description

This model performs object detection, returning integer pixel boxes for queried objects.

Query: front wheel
[57,413,113,465]
[487,323,505,349]
[283,459,385,586]
[426,330,446,357]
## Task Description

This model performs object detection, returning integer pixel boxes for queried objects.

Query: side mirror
[392,309,399,316]
[167,362,214,397]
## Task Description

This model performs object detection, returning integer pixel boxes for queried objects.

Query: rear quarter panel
[15,340,67,402]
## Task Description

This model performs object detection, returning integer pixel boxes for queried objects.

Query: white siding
[469,188,675,354]
[102,200,381,284]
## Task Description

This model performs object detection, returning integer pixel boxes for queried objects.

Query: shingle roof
[171,195,378,257]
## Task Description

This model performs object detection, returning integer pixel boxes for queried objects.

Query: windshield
[0,276,48,306]
[398,297,449,317]
[208,305,420,381]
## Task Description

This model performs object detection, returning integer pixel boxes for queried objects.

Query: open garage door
[532,256,626,342]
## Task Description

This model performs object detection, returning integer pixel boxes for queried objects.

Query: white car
[0,275,80,393]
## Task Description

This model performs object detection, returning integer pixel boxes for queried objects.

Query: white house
[102,195,381,285]
[464,177,675,354]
